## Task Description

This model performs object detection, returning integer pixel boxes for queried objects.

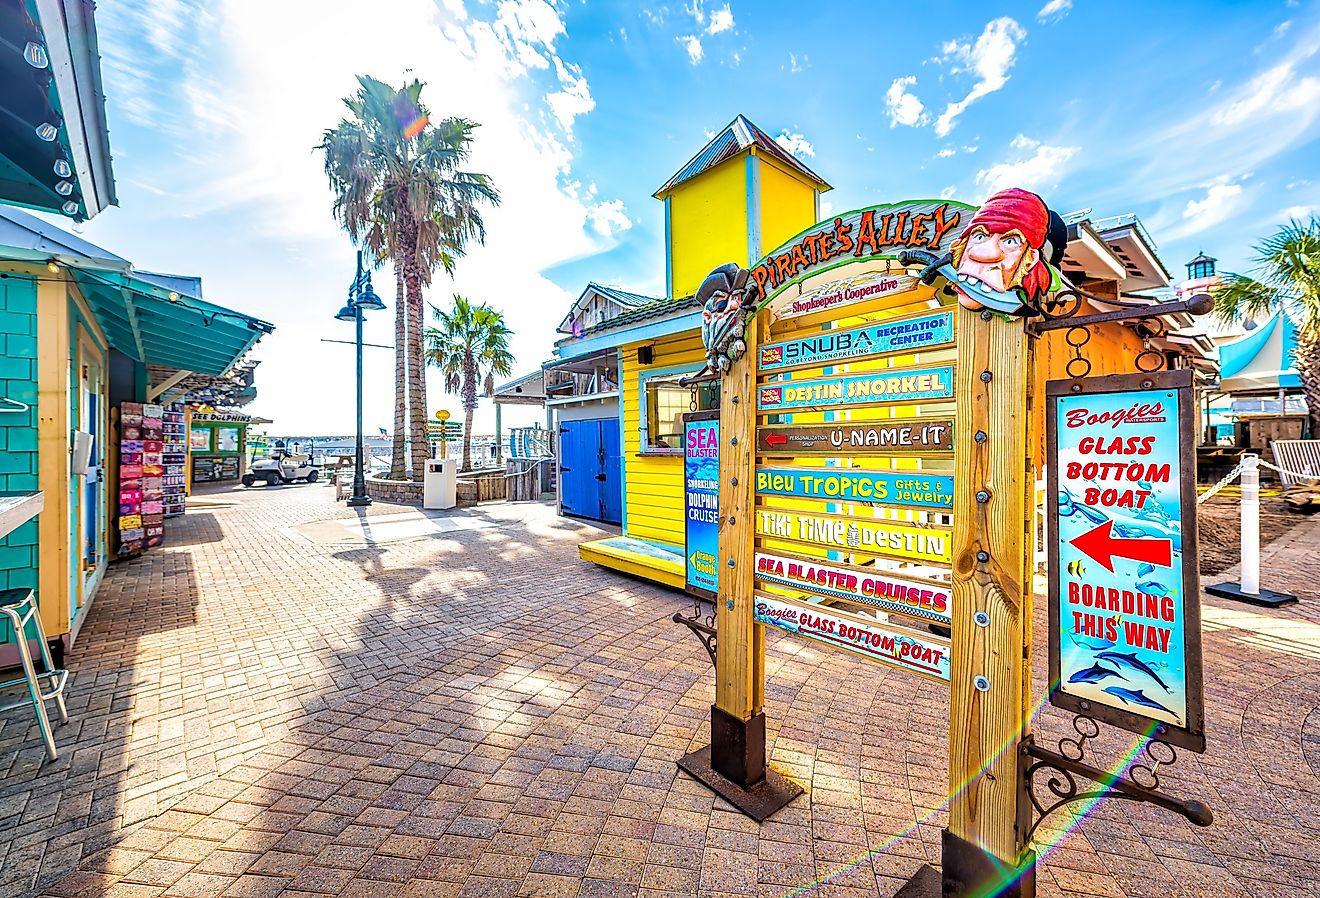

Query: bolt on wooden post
[943,307,1038,896]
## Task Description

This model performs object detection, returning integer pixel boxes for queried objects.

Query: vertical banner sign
[1046,371,1205,752]
[684,412,720,599]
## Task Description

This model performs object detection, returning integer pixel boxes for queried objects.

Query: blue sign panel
[755,467,953,510]
[684,415,720,597]
[757,365,954,412]
[758,310,954,372]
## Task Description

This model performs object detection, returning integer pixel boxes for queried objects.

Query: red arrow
[1069,520,1172,573]
[764,433,787,447]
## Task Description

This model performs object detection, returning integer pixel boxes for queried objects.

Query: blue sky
[53,0,1320,434]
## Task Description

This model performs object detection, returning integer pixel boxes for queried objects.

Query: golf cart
[241,441,320,487]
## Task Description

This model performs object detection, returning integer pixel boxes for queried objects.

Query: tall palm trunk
[391,269,408,479]
[461,352,478,472]
[402,228,430,482]
[1296,329,1320,438]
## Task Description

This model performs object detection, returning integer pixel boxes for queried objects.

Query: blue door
[559,419,621,525]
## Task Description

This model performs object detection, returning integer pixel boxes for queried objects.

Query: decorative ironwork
[673,595,717,666]
[1019,715,1213,842]
[1029,290,1214,333]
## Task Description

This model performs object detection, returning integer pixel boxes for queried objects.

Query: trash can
[423,458,457,510]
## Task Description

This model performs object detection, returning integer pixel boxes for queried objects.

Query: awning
[1218,311,1301,394]
[0,0,116,220]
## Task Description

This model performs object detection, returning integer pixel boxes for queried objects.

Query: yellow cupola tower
[653,114,832,300]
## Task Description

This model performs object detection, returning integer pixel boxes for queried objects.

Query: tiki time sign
[751,200,970,296]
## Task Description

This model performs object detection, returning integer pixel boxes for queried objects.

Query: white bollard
[1239,454,1260,596]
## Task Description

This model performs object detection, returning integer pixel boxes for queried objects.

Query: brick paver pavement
[0,484,1316,897]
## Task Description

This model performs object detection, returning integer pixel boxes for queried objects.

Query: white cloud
[963,144,979,153]
[1183,183,1243,222]
[885,76,928,128]
[936,147,956,158]
[819,198,834,218]
[586,199,632,237]
[934,17,1027,137]
[707,4,734,34]
[1211,58,1320,126]
[1036,0,1072,23]
[940,185,958,199]
[678,34,704,64]
[787,51,807,73]
[775,130,815,159]
[685,0,704,25]
[545,57,594,133]
[775,131,815,159]
[1283,204,1316,220]
[974,134,1078,197]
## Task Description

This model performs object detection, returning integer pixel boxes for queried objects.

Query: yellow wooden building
[550,116,1215,589]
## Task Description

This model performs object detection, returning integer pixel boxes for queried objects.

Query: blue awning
[1217,311,1301,393]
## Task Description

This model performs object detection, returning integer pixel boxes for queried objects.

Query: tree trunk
[391,268,408,479]
[1295,328,1320,439]
[461,351,477,472]
[401,226,430,483]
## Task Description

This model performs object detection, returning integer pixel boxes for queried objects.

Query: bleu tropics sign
[755,466,953,510]
[757,365,954,412]
[758,309,954,372]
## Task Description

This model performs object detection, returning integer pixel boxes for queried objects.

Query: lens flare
[776,683,1159,898]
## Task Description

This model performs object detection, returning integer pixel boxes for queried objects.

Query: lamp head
[356,284,385,311]
[334,303,357,322]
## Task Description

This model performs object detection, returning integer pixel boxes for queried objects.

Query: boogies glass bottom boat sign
[1046,371,1206,752]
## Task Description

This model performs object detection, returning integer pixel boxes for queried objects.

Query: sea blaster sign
[759,309,954,371]
[684,412,720,599]
[1046,370,1206,752]
[754,550,952,625]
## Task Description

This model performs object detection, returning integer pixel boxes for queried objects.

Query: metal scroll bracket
[1018,715,1214,843]
[672,595,717,667]
[1026,290,1215,335]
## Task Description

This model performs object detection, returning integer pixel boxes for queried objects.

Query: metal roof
[0,205,271,376]
[580,293,702,337]
[653,114,831,198]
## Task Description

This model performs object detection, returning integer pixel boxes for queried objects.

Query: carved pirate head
[949,187,1064,315]
[698,262,761,374]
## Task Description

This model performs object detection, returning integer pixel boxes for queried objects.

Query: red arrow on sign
[764,433,788,447]
[1068,520,1172,573]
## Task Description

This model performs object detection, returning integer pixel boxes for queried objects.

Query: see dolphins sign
[684,413,720,598]
[1046,371,1206,752]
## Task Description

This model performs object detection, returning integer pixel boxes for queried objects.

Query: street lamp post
[335,250,385,507]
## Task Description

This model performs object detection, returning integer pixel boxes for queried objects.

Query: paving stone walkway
[0,484,1316,897]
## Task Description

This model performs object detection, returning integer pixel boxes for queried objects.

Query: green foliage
[424,295,515,412]
[1212,217,1320,336]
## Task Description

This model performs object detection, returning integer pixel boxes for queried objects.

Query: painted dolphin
[1096,651,1172,693]
[1102,686,1177,717]
[1067,663,1126,685]
[1068,632,1116,651]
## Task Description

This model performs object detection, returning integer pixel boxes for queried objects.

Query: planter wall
[365,472,423,504]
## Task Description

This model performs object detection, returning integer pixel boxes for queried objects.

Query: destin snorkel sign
[1046,370,1206,752]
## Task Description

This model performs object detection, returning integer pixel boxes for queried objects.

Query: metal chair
[0,589,69,761]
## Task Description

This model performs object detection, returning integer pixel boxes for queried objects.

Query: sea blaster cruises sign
[759,309,954,371]
[756,467,953,510]
[684,413,720,599]
[758,365,954,413]
[754,550,952,625]
[757,419,954,455]
[1046,370,1206,752]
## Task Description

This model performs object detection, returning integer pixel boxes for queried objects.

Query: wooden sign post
[941,309,1037,895]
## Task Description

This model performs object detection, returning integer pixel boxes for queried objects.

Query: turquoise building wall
[0,274,41,646]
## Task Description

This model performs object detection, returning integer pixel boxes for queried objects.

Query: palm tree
[319,75,499,480]
[1212,217,1320,435]
[425,295,515,472]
